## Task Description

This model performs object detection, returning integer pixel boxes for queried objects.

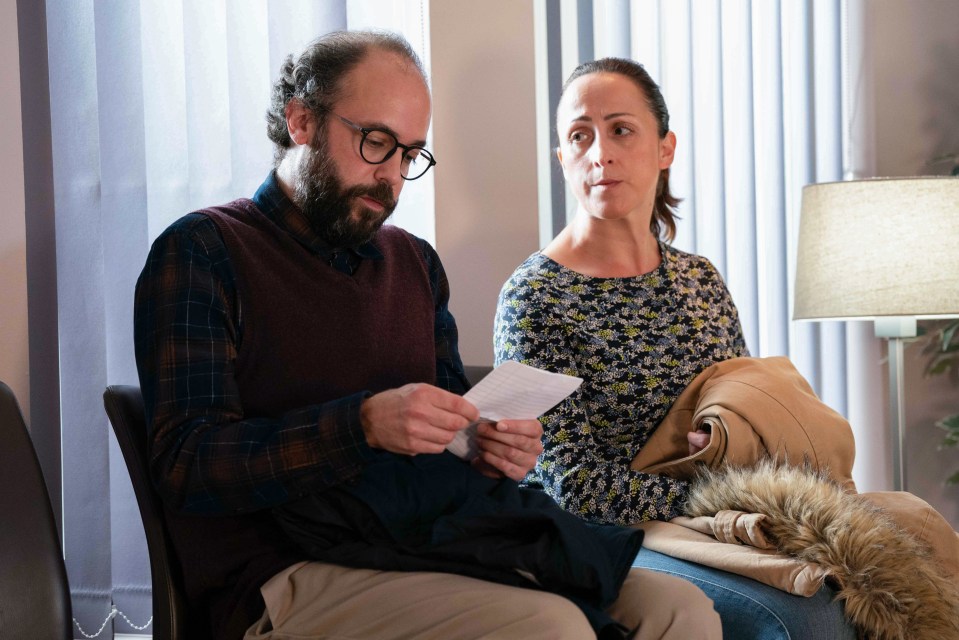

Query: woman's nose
[588,134,614,165]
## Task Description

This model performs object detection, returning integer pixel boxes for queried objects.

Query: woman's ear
[659,131,677,169]
[556,146,565,171]
[285,99,315,146]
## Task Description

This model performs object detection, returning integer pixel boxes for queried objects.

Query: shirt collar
[251,171,383,262]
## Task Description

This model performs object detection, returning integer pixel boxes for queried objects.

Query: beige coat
[628,357,959,639]
[631,355,857,492]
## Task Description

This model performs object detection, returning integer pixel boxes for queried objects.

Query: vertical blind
[536,0,885,490]
[40,1,431,636]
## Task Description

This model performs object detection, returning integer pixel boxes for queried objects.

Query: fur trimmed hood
[685,461,959,640]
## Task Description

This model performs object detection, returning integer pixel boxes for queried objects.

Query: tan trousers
[243,561,721,640]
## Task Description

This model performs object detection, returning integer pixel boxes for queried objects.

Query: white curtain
[37,1,431,636]
[540,0,885,491]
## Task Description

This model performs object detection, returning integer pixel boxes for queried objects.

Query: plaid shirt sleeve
[134,216,471,515]
[416,237,471,396]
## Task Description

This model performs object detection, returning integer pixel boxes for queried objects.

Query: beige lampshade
[793,177,959,320]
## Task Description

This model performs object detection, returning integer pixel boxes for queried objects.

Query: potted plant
[929,153,959,176]
[920,155,959,483]
[922,319,959,484]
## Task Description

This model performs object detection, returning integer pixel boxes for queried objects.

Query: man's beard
[291,131,397,248]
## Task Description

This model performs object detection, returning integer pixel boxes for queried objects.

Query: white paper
[447,360,584,460]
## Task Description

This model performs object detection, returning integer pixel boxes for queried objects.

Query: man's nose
[373,151,405,188]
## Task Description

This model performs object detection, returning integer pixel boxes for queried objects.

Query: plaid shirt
[134,172,469,514]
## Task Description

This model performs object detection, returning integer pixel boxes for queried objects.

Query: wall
[870,0,959,527]
[873,0,959,177]
[430,0,541,367]
[0,0,30,421]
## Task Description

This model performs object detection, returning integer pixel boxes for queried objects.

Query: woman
[494,58,855,639]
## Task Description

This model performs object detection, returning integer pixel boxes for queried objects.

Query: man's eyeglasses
[329,112,436,181]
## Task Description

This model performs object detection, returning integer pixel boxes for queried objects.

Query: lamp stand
[874,317,917,491]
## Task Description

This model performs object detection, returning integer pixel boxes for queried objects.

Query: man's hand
[360,384,479,456]
[471,419,544,482]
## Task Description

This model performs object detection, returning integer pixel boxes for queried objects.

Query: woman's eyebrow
[568,111,636,124]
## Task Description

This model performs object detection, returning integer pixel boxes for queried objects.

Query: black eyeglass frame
[329,112,436,181]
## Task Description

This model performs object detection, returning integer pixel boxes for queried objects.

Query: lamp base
[874,317,917,492]
[874,317,916,339]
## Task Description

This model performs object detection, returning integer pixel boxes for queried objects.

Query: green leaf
[938,415,959,449]
[937,414,959,430]
[943,321,959,350]
[927,359,953,376]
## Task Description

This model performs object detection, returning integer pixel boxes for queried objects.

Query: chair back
[0,381,72,639]
[104,385,190,640]
[463,365,493,387]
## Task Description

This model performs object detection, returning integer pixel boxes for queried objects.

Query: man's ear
[285,99,315,146]
[556,147,565,171]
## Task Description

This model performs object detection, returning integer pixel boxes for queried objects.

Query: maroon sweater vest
[164,199,436,639]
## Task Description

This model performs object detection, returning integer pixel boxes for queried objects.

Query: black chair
[0,381,72,639]
[104,385,190,640]
[463,365,493,387]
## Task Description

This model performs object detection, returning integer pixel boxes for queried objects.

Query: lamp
[793,176,959,491]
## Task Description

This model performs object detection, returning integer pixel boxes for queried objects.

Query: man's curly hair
[265,30,426,166]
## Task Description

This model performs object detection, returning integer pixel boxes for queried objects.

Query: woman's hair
[561,57,680,242]
[265,30,426,166]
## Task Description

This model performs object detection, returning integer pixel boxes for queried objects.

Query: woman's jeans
[633,548,856,640]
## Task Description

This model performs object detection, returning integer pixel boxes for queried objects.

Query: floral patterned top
[494,243,748,525]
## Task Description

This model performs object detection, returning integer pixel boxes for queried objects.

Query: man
[135,30,720,640]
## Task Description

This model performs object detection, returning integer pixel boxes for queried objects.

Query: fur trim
[684,461,959,640]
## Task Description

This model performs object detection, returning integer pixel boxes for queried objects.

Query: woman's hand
[687,428,711,455]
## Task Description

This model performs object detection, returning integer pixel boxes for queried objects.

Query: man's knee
[610,568,721,640]
[657,575,721,638]
[497,590,595,639]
